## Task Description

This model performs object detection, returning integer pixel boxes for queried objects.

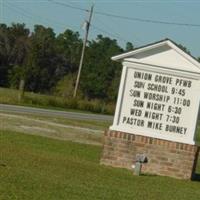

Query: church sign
[110,62,200,145]
[110,39,200,145]
[101,39,200,179]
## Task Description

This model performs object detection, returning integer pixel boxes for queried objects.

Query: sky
[1,0,200,57]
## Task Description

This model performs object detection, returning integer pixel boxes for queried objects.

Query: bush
[0,87,115,114]
[64,98,78,110]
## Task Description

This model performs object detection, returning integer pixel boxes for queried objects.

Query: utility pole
[73,4,94,98]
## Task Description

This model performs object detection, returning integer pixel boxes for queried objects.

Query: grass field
[0,130,200,200]
[0,87,115,114]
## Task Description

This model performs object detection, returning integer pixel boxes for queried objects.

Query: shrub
[0,87,115,114]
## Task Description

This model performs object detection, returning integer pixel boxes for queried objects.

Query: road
[0,104,113,122]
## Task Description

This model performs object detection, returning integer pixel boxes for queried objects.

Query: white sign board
[110,63,200,145]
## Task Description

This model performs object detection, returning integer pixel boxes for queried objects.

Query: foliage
[0,87,115,114]
[53,73,76,98]
[178,44,191,55]
[0,24,127,102]
[81,35,123,100]
[0,23,30,87]
[1,23,198,105]
[125,42,134,51]
[24,25,64,92]
[56,29,82,73]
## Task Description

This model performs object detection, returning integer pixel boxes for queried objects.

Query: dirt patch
[0,113,103,146]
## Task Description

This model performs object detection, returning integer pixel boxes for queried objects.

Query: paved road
[0,104,113,122]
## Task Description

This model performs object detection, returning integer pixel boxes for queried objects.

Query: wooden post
[18,79,25,102]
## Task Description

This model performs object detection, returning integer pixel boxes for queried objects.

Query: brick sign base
[100,130,199,179]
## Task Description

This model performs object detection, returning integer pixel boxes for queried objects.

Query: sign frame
[110,61,200,145]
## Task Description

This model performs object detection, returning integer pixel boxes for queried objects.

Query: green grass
[0,130,200,200]
[0,87,115,115]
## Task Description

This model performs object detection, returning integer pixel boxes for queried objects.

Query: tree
[8,23,30,89]
[178,44,191,55]
[0,23,30,87]
[56,29,82,73]
[80,35,123,100]
[54,73,76,98]
[9,23,30,65]
[24,25,65,93]
[125,42,134,51]
[0,24,10,86]
[0,23,136,103]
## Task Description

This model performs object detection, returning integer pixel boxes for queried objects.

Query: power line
[49,1,200,28]
[48,1,142,45]
[48,0,89,12]
[94,15,143,45]
[48,1,136,43]
[5,1,79,31]
[48,0,129,43]
[94,16,131,42]
[95,10,200,28]
[5,3,34,21]
[5,1,132,45]
[91,24,129,43]
[5,2,61,30]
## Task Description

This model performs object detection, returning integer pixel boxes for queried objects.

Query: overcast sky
[2,0,200,57]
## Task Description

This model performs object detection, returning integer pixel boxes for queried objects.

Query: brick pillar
[100,130,199,179]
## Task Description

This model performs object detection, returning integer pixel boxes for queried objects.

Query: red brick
[156,156,168,161]
[100,131,199,180]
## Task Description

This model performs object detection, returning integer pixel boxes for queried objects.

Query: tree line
[0,23,197,103]
[0,23,133,102]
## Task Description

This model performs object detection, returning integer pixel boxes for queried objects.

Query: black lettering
[122,117,127,123]
[175,79,192,88]
[134,71,152,81]
[133,99,144,107]
[147,121,163,130]
[134,81,145,89]
[146,102,165,111]
[154,75,172,84]
[147,83,168,93]
[144,92,170,103]
[129,89,141,97]
[130,109,142,116]
[165,125,187,134]
[122,116,145,127]
[144,111,163,120]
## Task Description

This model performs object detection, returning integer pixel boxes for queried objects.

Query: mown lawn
[1,130,200,200]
